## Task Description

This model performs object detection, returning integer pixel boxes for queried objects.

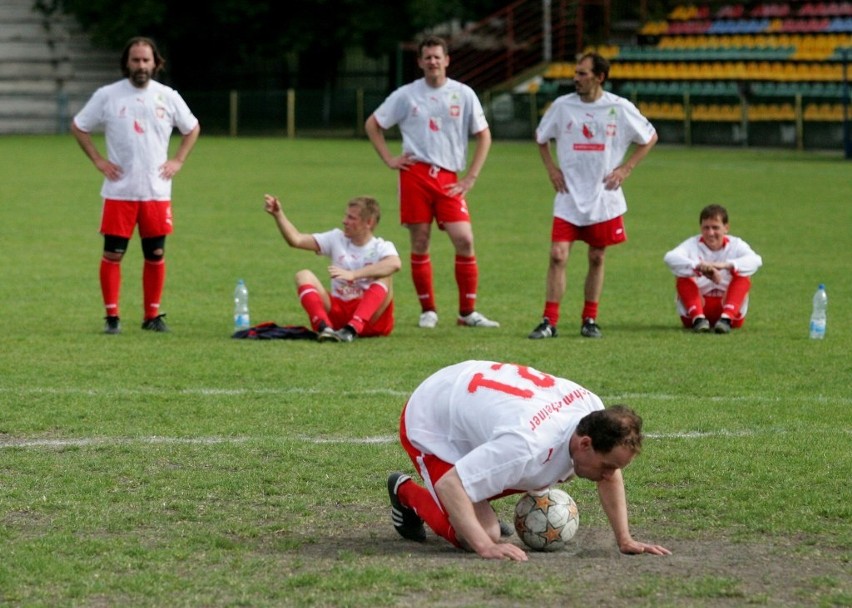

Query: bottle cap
[818,283,825,290]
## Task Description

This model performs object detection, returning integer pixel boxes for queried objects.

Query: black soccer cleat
[104,315,121,335]
[580,318,602,338]
[387,472,426,542]
[141,314,170,332]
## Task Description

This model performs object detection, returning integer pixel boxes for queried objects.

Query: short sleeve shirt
[73,79,198,201]
[404,360,605,502]
[312,229,399,301]
[372,78,488,172]
[536,91,656,226]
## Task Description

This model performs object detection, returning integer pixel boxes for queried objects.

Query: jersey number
[467,363,555,399]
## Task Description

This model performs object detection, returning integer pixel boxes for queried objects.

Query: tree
[36,0,510,90]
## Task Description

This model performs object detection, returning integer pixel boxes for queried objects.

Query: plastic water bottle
[234,279,250,331]
[809,284,827,340]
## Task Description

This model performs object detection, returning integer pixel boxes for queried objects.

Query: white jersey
[73,79,199,201]
[312,229,399,302]
[372,78,488,172]
[536,91,656,226]
[664,234,762,296]
[405,360,604,503]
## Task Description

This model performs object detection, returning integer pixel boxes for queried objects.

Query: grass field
[1,135,850,607]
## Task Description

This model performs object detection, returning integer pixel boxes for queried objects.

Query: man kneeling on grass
[264,194,401,342]
[387,359,671,561]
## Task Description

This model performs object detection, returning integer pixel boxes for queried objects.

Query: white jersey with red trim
[73,79,198,201]
[663,234,763,295]
[371,78,488,173]
[404,360,604,503]
[312,229,399,302]
[536,91,656,226]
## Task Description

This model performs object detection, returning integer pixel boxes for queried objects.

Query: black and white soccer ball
[513,488,579,551]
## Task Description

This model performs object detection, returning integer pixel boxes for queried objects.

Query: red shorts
[101,199,173,239]
[399,404,524,504]
[399,162,471,228]
[551,215,626,247]
[329,297,394,337]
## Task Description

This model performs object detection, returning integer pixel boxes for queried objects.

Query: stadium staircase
[0,0,114,134]
[538,1,851,147]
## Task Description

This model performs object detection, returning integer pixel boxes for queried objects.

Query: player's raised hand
[264,194,282,215]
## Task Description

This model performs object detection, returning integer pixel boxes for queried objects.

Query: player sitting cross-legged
[264,194,401,342]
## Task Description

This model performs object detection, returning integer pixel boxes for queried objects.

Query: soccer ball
[513,488,579,551]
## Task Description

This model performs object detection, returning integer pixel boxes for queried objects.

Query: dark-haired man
[72,36,200,334]
[387,360,671,561]
[529,52,657,340]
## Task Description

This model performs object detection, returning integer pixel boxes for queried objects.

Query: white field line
[2,386,849,405]
[1,428,849,451]
[1,387,848,450]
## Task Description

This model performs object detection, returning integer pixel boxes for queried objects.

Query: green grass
[1,135,850,607]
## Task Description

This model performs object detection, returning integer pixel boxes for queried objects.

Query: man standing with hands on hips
[528,52,657,340]
[365,35,499,330]
[72,36,200,334]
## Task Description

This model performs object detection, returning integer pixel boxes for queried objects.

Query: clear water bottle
[234,279,250,331]
[809,283,827,340]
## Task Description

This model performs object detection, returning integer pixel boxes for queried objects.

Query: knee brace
[141,236,166,261]
[103,235,129,255]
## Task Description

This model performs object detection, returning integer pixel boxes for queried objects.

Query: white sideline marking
[0,386,411,398]
[1,428,848,450]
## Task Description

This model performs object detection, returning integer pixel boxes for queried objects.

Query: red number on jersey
[466,363,556,399]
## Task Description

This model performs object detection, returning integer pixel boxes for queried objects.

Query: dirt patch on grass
[296,521,849,607]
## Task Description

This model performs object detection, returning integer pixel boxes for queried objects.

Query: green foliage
[0,136,850,606]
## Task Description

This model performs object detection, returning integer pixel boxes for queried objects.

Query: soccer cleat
[714,318,732,334]
[317,326,338,342]
[103,316,121,335]
[691,317,711,333]
[387,472,426,542]
[457,311,500,328]
[528,318,557,339]
[141,314,170,332]
[419,310,438,328]
[331,326,357,342]
[580,318,602,338]
[499,520,515,538]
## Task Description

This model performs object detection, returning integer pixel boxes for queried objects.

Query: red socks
[297,284,331,331]
[100,256,121,318]
[543,301,560,326]
[397,478,460,548]
[722,275,751,319]
[349,283,388,334]
[142,259,165,320]
[410,253,436,313]
[455,255,478,317]
[676,277,703,319]
[581,300,599,321]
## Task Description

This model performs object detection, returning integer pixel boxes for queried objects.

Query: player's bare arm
[364,115,415,171]
[434,469,529,562]
[328,255,402,282]
[538,142,567,193]
[263,194,319,251]
[603,133,658,190]
[597,470,671,556]
[446,128,491,197]
[160,124,200,180]
[71,121,122,181]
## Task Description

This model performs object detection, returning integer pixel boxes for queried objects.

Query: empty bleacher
[540,1,851,148]
[0,0,115,134]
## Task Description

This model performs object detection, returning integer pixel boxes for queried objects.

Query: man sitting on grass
[264,194,401,342]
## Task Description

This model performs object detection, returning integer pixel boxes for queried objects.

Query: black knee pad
[103,235,129,254]
[142,236,166,261]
